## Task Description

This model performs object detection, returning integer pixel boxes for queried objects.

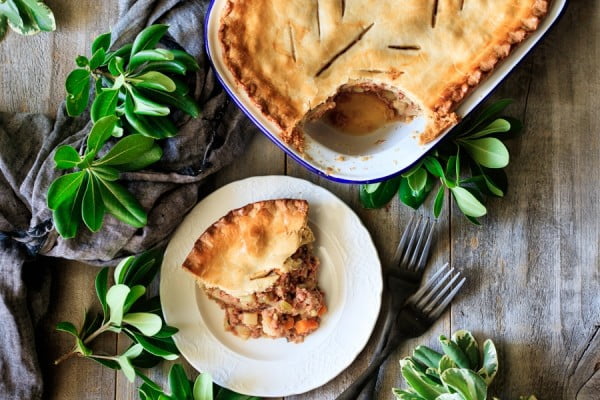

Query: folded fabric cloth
[0,0,255,398]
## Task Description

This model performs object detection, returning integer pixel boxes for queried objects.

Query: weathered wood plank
[450,2,600,399]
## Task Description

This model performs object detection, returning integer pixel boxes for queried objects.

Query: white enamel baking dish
[205,0,568,184]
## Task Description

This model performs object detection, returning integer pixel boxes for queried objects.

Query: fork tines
[393,215,436,272]
[407,262,466,319]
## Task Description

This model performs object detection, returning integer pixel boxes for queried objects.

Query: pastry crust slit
[315,23,375,77]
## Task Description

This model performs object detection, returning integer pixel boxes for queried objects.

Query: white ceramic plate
[160,176,383,397]
[205,0,568,183]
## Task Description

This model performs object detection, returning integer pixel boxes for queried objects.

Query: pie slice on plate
[218,0,549,150]
[183,199,326,342]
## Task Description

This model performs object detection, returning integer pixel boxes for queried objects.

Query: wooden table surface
[1,1,599,399]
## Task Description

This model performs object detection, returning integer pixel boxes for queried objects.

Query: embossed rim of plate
[160,176,383,397]
[204,0,568,184]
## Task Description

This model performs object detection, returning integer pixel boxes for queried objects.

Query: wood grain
[0,0,598,399]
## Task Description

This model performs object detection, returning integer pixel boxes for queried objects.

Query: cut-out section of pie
[182,199,326,343]
[219,0,549,150]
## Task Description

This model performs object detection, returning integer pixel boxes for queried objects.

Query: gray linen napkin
[0,0,255,398]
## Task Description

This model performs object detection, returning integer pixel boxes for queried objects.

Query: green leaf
[56,321,78,336]
[124,93,177,139]
[193,373,213,400]
[132,71,176,92]
[95,134,155,166]
[122,312,162,336]
[359,176,402,209]
[154,325,179,339]
[108,57,125,76]
[90,356,120,370]
[52,173,87,238]
[80,311,103,338]
[65,69,91,116]
[18,0,55,31]
[107,284,131,327]
[81,173,105,232]
[412,346,443,370]
[95,267,110,319]
[452,330,480,369]
[423,156,445,178]
[459,99,513,137]
[122,248,163,287]
[54,145,82,169]
[105,43,133,65]
[87,115,119,155]
[433,186,445,218]
[398,174,434,210]
[438,355,457,374]
[131,24,169,56]
[465,119,511,139]
[392,388,426,400]
[75,55,89,68]
[130,332,179,360]
[92,166,120,181]
[477,339,498,385]
[140,88,201,118]
[445,155,458,184]
[118,344,144,382]
[114,256,135,285]
[135,60,187,76]
[215,389,261,400]
[91,88,120,123]
[129,49,174,72]
[408,167,428,195]
[128,86,170,116]
[440,368,487,400]
[47,171,86,210]
[123,285,146,313]
[116,144,163,172]
[92,32,111,54]
[460,138,509,169]
[169,364,193,400]
[439,335,471,369]
[0,2,22,32]
[400,359,447,400]
[170,49,200,71]
[450,187,487,218]
[89,47,106,70]
[96,179,147,227]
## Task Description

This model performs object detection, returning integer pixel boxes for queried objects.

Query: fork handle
[335,333,401,400]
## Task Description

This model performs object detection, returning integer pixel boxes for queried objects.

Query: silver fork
[336,263,466,400]
[355,215,435,399]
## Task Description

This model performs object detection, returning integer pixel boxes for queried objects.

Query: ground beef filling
[204,245,326,343]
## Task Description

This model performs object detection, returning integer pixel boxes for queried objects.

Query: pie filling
[300,83,421,138]
[204,244,326,343]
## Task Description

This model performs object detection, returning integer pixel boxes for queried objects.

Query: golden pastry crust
[219,0,549,148]
[182,199,313,297]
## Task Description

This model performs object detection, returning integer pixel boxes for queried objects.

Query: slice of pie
[219,0,549,150]
[182,199,326,343]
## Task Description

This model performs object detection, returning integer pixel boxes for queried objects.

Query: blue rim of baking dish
[204,0,569,185]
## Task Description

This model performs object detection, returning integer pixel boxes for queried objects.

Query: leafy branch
[55,249,260,399]
[47,25,201,238]
[55,249,179,382]
[139,364,260,400]
[0,0,55,41]
[359,100,522,224]
[393,330,536,400]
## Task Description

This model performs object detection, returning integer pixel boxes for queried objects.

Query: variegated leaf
[436,394,465,400]
[392,388,427,400]
[477,339,498,385]
[441,368,487,400]
[439,354,457,373]
[401,359,448,400]
[452,330,480,369]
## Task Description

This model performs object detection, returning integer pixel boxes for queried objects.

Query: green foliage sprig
[55,250,180,382]
[359,100,522,224]
[139,364,261,400]
[393,330,536,400]
[0,0,55,41]
[47,25,201,238]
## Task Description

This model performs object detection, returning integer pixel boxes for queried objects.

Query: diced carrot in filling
[294,319,320,334]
